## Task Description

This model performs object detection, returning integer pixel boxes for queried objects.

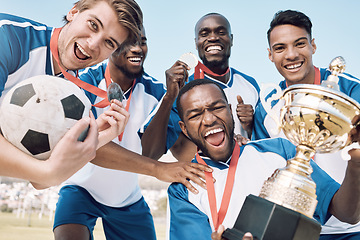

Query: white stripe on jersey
[0,19,47,31]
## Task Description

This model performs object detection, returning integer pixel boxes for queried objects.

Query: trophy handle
[260,83,283,134]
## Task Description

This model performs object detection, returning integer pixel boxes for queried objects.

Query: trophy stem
[259,144,318,218]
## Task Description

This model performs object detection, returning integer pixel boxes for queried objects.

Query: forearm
[92,141,160,177]
[0,135,51,184]
[141,94,175,160]
[330,154,360,224]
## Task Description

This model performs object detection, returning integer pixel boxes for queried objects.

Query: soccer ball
[0,75,91,160]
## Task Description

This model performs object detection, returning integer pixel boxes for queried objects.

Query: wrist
[164,92,177,105]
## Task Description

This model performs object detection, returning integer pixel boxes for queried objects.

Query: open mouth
[205,45,223,53]
[74,43,90,61]
[204,128,225,147]
[284,62,303,70]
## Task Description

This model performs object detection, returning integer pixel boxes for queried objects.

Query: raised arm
[141,61,189,160]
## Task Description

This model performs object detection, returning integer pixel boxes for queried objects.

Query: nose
[285,46,299,60]
[87,34,102,50]
[202,109,217,126]
[207,32,219,42]
[129,43,142,54]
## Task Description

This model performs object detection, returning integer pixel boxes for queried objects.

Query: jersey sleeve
[0,23,21,93]
[167,183,212,240]
[138,96,182,150]
[252,102,271,140]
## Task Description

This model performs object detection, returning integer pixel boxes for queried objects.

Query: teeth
[286,63,302,69]
[205,128,223,137]
[206,45,222,52]
[128,57,141,62]
[77,43,90,57]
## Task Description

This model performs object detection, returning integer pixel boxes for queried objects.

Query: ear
[230,33,234,47]
[194,37,198,50]
[267,48,274,62]
[311,38,317,54]
[66,5,79,22]
[179,121,190,139]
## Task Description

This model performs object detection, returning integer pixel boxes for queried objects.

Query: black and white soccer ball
[0,75,91,160]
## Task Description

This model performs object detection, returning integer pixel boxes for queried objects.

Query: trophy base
[222,194,321,240]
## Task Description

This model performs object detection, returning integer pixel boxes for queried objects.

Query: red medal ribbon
[50,27,110,108]
[194,61,230,79]
[104,65,135,142]
[195,144,240,231]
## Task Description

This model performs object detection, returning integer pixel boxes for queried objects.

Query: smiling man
[168,79,360,240]
[141,13,259,163]
[252,10,360,239]
[0,0,142,188]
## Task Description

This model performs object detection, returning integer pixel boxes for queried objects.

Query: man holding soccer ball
[0,0,141,186]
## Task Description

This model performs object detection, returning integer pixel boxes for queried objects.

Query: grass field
[0,212,166,240]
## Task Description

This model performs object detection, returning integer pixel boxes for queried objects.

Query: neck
[108,61,133,92]
[286,66,316,87]
[206,65,230,84]
[52,58,62,75]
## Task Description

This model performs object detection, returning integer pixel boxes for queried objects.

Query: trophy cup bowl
[223,57,360,240]
[259,84,360,219]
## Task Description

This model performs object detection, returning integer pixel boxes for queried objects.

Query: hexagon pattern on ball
[0,75,91,160]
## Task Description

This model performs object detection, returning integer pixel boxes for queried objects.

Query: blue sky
[2,0,360,87]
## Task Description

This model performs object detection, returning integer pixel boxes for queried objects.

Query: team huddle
[1,0,360,240]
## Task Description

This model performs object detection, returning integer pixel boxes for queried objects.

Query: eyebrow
[271,36,308,49]
[184,99,226,118]
[93,15,120,48]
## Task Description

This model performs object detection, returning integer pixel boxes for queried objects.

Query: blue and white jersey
[252,67,360,234]
[167,138,340,240]
[188,68,260,139]
[64,61,179,207]
[0,13,55,104]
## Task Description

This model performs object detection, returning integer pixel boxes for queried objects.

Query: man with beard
[53,26,211,240]
[252,10,360,239]
[167,79,360,240]
[141,13,259,162]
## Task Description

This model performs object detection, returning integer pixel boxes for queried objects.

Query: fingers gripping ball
[0,75,91,160]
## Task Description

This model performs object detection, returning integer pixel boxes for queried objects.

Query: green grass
[0,212,166,240]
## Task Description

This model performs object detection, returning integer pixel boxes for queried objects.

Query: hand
[44,113,99,186]
[155,161,213,194]
[234,134,249,146]
[165,60,190,101]
[236,95,254,137]
[347,114,360,164]
[96,99,130,148]
[349,114,360,144]
[211,225,253,240]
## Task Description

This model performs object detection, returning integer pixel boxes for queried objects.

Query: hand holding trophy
[223,57,360,240]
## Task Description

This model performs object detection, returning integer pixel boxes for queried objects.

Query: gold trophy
[223,57,360,240]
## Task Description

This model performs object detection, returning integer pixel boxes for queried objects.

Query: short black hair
[267,10,312,45]
[195,12,232,36]
[176,79,228,121]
